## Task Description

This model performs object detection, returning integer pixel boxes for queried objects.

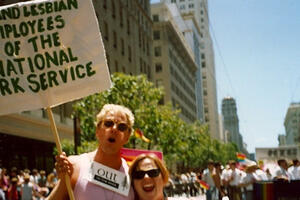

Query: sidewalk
[168,194,205,200]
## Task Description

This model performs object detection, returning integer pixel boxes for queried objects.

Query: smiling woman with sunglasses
[129,154,169,200]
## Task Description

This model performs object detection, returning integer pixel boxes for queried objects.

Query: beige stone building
[256,146,300,163]
[93,0,153,79]
[162,0,220,139]
[151,3,198,123]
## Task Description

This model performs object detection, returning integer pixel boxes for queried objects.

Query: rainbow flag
[236,152,246,162]
[198,180,210,190]
[120,148,163,166]
[134,129,150,143]
[254,182,274,200]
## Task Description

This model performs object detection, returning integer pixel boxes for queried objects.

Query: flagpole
[46,107,75,200]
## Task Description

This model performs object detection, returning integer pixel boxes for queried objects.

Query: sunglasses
[102,120,129,132]
[132,169,161,179]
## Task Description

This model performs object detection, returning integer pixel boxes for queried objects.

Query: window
[154,46,161,57]
[203,90,207,96]
[268,150,272,156]
[106,53,110,71]
[179,5,185,9]
[113,31,117,48]
[153,31,160,40]
[127,17,130,35]
[146,41,150,56]
[140,58,143,73]
[155,63,162,73]
[188,4,194,8]
[103,0,107,9]
[112,0,116,18]
[104,21,109,41]
[128,45,132,62]
[171,0,176,3]
[138,29,141,47]
[202,61,206,68]
[115,60,118,72]
[204,107,208,113]
[201,53,205,59]
[153,15,159,22]
[119,4,123,26]
[142,37,145,52]
[122,66,126,73]
[147,65,151,79]
[121,38,124,55]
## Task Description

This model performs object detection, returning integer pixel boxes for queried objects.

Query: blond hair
[96,104,134,130]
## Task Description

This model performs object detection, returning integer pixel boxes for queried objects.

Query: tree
[68,73,237,171]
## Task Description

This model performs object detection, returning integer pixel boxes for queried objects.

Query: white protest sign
[90,161,131,196]
[0,0,111,115]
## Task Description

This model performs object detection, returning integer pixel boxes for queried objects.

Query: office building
[162,0,220,139]
[221,97,243,150]
[151,3,198,123]
[284,103,300,145]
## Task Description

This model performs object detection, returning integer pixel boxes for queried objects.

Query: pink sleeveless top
[74,153,135,200]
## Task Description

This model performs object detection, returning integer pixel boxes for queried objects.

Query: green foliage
[70,73,238,172]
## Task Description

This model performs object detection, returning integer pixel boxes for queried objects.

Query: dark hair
[292,159,299,165]
[277,159,286,165]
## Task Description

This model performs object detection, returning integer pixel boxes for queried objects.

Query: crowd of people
[195,158,300,200]
[0,167,58,200]
[1,104,300,200]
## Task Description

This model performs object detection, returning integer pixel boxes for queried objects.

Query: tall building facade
[151,3,198,123]
[93,0,153,79]
[162,0,220,139]
[284,103,300,145]
[278,134,286,146]
[221,97,242,150]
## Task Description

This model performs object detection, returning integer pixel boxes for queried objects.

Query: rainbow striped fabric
[198,180,210,190]
[254,182,274,200]
[236,152,246,162]
[120,147,163,166]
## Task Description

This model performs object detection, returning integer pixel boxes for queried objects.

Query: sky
[151,0,300,153]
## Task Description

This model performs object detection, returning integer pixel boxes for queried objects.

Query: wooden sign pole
[46,107,75,200]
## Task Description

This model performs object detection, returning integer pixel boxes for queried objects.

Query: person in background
[47,104,135,200]
[7,177,18,200]
[212,162,226,199]
[288,159,300,180]
[202,160,216,200]
[265,168,272,181]
[274,159,292,181]
[0,168,9,198]
[129,154,169,200]
[0,169,5,200]
[239,163,257,200]
[46,173,57,194]
[226,160,244,200]
[20,174,34,200]
[37,170,48,198]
